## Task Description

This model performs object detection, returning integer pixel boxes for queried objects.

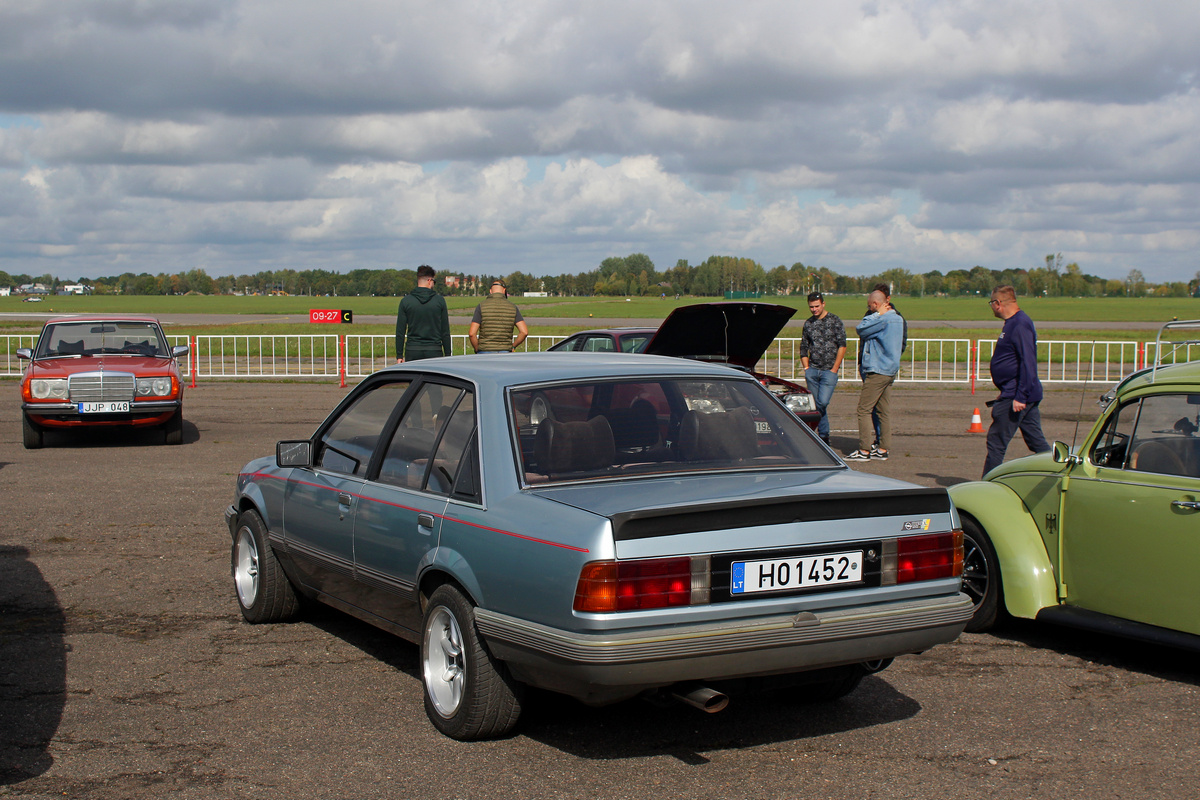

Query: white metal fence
[0,332,1175,386]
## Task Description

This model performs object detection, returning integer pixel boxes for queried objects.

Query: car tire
[22,413,44,450]
[529,392,555,427]
[961,517,1003,632]
[163,409,184,445]
[231,509,300,623]
[421,585,523,741]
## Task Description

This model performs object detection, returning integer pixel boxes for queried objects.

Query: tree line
[4,254,1197,298]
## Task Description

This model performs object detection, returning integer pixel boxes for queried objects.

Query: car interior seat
[603,399,661,452]
[534,416,615,474]
[1130,440,1186,476]
[678,406,758,461]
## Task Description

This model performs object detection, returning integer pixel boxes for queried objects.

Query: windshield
[511,377,836,484]
[35,321,170,358]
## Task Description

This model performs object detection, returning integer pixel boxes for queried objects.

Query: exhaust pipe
[669,684,729,713]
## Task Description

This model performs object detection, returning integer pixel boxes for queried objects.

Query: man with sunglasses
[983,285,1050,476]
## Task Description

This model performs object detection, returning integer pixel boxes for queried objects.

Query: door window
[427,394,477,495]
[378,383,464,490]
[581,336,616,352]
[1124,394,1200,477]
[316,380,412,475]
[1090,400,1137,468]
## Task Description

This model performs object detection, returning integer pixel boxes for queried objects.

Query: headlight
[136,377,174,397]
[784,393,816,414]
[30,379,69,400]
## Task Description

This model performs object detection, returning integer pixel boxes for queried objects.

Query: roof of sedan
[380,352,757,386]
[566,327,657,335]
[43,315,161,324]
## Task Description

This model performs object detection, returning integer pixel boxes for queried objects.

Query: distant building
[523,292,548,297]
[59,284,89,295]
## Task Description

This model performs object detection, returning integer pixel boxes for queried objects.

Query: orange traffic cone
[967,408,984,433]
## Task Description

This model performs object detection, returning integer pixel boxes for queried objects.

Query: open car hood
[644,302,797,369]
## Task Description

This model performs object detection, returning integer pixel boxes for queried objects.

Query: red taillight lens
[574,557,695,612]
[896,531,963,584]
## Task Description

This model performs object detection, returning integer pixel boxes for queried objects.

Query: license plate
[754,421,771,433]
[731,550,862,595]
[78,401,130,414]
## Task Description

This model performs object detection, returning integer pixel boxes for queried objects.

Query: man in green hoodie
[395,265,452,362]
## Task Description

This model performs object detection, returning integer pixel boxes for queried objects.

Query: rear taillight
[891,530,963,584]
[574,557,710,612]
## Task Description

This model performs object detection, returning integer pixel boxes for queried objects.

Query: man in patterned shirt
[799,292,846,446]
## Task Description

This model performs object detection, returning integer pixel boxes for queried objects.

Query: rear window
[511,377,836,484]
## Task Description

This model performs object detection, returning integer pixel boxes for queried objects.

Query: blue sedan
[226,353,971,740]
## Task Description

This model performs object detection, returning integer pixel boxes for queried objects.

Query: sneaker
[845,450,871,461]
[871,449,889,461]
[820,435,831,446]
[869,444,882,456]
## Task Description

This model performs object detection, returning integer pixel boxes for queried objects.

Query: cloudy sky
[2,1,1199,283]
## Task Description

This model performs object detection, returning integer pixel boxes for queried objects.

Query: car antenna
[723,307,730,363]
[1070,342,1094,451]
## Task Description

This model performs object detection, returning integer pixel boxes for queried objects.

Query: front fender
[949,481,1058,620]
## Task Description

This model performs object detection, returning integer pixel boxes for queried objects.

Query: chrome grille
[68,372,135,402]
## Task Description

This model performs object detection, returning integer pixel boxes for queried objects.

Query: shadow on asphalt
[0,546,67,784]
[916,472,973,487]
[307,605,921,759]
[989,618,1200,684]
[31,420,200,448]
[516,675,919,761]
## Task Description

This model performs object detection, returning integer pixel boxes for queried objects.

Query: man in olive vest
[468,279,529,353]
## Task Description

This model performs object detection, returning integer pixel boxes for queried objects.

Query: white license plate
[78,401,130,414]
[731,551,862,594]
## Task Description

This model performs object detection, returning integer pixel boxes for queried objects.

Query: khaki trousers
[857,372,895,451]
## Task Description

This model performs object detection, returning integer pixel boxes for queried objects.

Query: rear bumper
[476,592,973,704]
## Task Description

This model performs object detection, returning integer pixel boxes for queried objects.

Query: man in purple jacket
[983,285,1050,476]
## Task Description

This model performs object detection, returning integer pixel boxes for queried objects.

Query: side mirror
[1051,441,1080,465]
[16,348,31,360]
[276,440,313,468]
[171,345,190,359]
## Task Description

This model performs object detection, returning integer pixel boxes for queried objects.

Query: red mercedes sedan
[18,316,189,448]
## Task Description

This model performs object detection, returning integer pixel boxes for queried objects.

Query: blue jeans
[983,399,1050,477]
[804,367,839,439]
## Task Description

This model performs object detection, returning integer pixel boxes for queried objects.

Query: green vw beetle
[950,335,1200,651]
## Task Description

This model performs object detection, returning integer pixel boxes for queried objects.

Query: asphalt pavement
[1,382,1197,799]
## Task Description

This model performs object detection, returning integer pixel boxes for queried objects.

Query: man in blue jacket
[983,285,1050,476]
[848,290,904,461]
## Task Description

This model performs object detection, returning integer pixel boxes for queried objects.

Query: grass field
[3,293,1199,341]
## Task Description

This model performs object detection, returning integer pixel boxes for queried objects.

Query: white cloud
[1,0,1199,281]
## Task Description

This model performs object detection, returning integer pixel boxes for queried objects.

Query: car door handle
[417,513,436,528]
[337,492,353,505]
[1170,500,1200,511]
